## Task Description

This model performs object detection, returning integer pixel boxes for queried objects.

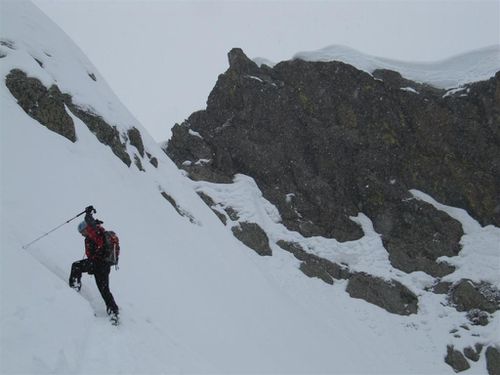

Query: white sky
[32,0,500,142]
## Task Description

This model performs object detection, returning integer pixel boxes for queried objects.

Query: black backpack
[103,230,120,266]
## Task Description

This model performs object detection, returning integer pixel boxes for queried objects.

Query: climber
[69,205,119,322]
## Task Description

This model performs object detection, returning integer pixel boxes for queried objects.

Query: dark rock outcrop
[445,345,470,372]
[134,154,145,172]
[450,279,500,314]
[66,103,131,166]
[160,191,197,224]
[166,48,499,277]
[231,222,272,256]
[128,127,145,157]
[346,273,419,315]
[432,281,453,295]
[6,69,76,142]
[146,152,158,168]
[224,207,240,221]
[196,192,227,225]
[242,238,418,315]
[466,309,489,326]
[463,344,482,362]
[377,198,461,277]
[166,121,231,183]
[486,346,500,375]
[5,69,132,166]
[277,240,351,284]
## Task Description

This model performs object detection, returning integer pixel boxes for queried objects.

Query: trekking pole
[21,209,87,250]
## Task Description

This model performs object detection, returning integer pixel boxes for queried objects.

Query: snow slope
[256,44,500,89]
[1,1,499,374]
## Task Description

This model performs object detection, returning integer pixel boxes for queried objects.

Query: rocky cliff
[167,48,499,278]
[166,49,500,372]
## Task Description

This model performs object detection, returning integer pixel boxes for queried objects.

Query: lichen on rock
[5,68,132,167]
[5,69,76,142]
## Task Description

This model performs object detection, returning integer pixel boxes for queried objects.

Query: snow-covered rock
[292,44,500,89]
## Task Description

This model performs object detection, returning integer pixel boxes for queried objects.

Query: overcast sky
[32,0,499,142]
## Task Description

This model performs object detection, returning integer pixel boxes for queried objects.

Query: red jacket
[84,215,107,261]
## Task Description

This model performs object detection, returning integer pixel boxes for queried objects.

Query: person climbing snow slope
[69,206,119,324]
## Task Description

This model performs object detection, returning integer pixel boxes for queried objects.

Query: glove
[85,205,96,215]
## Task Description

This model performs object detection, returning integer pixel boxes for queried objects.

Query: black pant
[69,259,119,314]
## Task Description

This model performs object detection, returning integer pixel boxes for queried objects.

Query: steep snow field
[1,1,499,374]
